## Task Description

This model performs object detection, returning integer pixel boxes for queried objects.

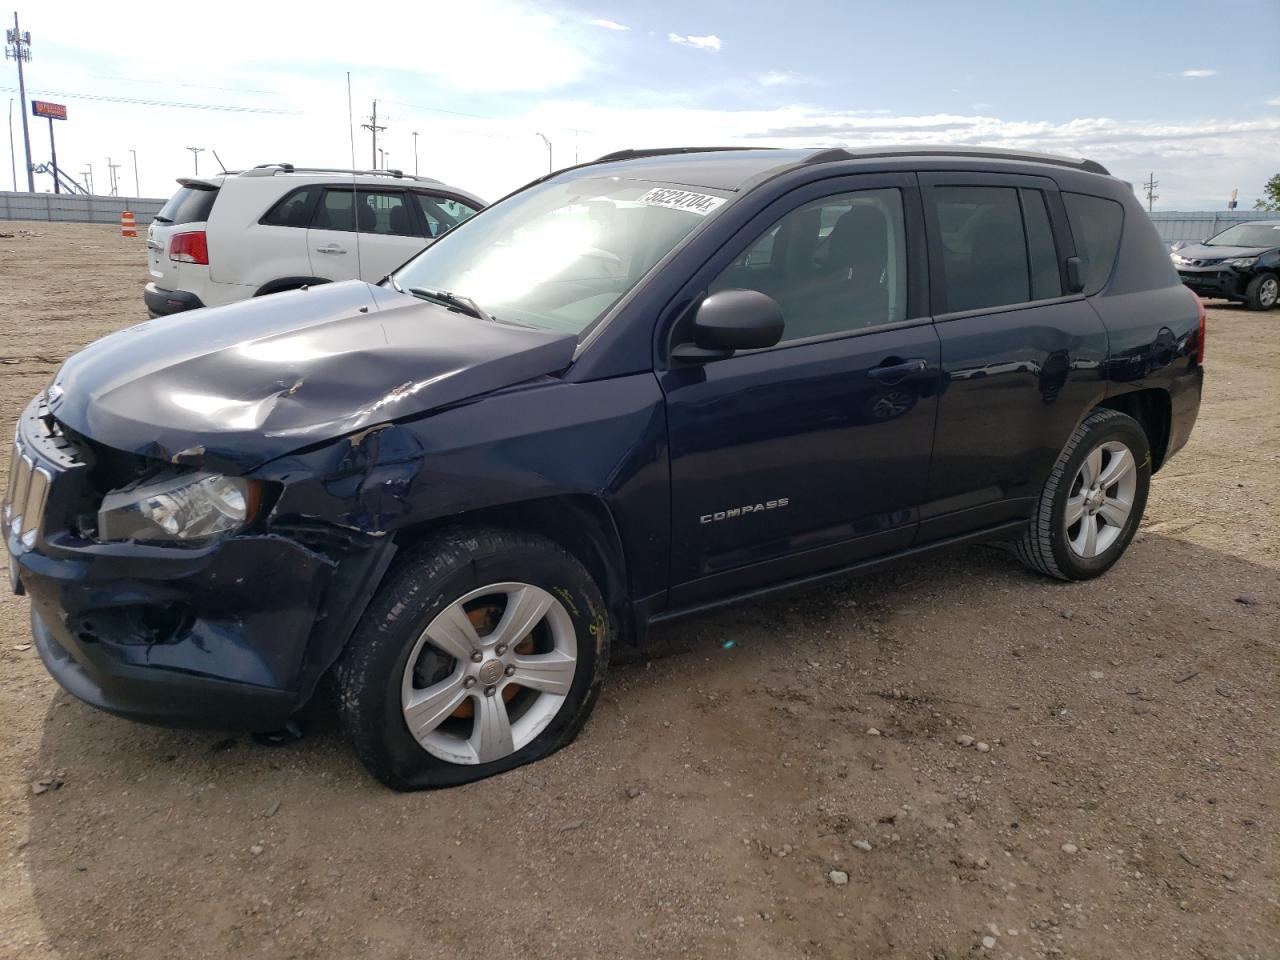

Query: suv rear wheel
[1015,408,1151,581]
[335,527,610,789]
[1245,273,1278,311]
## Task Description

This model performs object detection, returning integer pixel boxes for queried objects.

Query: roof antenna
[347,71,364,280]
[211,149,228,174]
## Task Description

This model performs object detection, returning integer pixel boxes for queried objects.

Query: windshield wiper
[405,285,494,323]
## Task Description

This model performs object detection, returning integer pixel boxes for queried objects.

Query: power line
[0,84,299,114]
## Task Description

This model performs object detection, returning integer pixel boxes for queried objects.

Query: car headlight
[97,471,263,543]
[1227,256,1258,268]
[1170,254,1186,265]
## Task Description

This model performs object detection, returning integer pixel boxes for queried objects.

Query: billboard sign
[32,100,68,121]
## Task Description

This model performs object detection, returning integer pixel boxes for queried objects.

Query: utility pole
[412,131,418,175]
[106,157,120,196]
[7,97,14,191]
[83,162,92,195]
[536,132,552,173]
[186,146,203,175]
[4,11,34,191]
[129,148,139,197]
[1143,172,1159,213]
[360,100,385,169]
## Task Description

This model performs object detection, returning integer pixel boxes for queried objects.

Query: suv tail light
[169,230,208,265]
[1192,291,1206,364]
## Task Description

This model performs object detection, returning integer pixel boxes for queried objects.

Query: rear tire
[335,527,610,790]
[1014,408,1151,581]
[1245,273,1278,311]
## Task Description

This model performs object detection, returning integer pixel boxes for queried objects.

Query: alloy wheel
[400,582,577,765]
[1064,440,1137,559]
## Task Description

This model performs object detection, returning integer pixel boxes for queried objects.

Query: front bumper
[144,282,204,318]
[4,394,377,731]
[1174,265,1249,300]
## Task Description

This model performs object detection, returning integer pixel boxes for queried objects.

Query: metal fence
[0,191,166,224]
[1147,210,1272,245]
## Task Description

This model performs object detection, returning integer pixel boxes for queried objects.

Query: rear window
[1062,193,1124,295]
[155,185,219,225]
[261,186,320,227]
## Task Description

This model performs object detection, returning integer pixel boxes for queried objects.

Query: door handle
[315,244,347,254]
[867,358,928,384]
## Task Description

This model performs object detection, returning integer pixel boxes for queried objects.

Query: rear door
[306,186,428,282]
[659,174,941,604]
[918,172,1108,541]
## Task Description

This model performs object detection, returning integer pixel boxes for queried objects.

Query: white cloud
[1179,69,1218,78]
[1267,96,1280,107]
[668,33,722,51]
[588,18,629,31]
[758,70,804,87]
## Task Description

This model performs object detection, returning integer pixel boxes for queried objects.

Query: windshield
[1205,223,1280,247]
[390,177,730,335]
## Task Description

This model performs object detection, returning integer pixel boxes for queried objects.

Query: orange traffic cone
[120,211,137,238]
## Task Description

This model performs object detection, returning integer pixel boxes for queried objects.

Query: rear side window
[155,185,218,225]
[1062,193,1124,295]
[1021,189,1062,300]
[311,188,417,236]
[261,186,319,227]
[932,186,1030,312]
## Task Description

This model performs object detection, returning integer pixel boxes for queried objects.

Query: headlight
[1170,254,1186,265]
[1227,256,1258,268]
[97,471,263,543]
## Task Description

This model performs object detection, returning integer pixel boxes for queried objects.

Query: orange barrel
[120,211,137,237]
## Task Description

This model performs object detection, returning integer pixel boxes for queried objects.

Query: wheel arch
[388,494,637,645]
[1096,388,1172,471]
[254,276,331,297]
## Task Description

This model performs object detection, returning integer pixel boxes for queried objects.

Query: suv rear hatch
[147,178,222,290]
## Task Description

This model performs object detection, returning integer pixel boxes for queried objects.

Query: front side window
[709,188,908,342]
[312,188,417,236]
[416,193,479,238]
[392,178,726,334]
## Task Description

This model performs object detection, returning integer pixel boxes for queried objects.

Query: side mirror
[672,289,784,362]
[1065,256,1086,294]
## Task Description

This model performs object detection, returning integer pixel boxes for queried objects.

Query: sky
[3,0,1278,209]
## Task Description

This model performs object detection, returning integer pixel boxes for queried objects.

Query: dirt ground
[0,222,1276,960]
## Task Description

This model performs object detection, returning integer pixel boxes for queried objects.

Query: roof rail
[240,163,442,183]
[805,146,1109,176]
[593,146,776,164]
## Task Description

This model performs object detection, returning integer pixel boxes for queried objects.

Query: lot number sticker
[637,188,726,216]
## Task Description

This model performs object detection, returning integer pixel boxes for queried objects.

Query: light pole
[186,146,203,175]
[129,148,139,197]
[536,132,552,173]
[412,131,418,175]
[84,162,93,195]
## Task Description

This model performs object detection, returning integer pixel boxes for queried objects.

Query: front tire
[1245,273,1278,311]
[1015,408,1151,581]
[335,527,610,790]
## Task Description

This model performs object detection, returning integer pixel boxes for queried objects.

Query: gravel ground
[0,222,1276,960]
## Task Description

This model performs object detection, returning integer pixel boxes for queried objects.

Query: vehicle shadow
[21,532,1280,960]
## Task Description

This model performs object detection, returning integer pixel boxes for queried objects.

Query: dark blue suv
[5,146,1204,788]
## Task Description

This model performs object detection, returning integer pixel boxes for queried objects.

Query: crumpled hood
[1175,243,1271,261]
[48,281,577,472]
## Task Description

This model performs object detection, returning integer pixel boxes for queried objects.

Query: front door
[659,175,941,605]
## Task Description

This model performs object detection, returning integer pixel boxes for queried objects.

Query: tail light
[169,230,208,265]
[1192,290,1206,365]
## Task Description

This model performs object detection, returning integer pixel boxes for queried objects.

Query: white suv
[143,164,485,317]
